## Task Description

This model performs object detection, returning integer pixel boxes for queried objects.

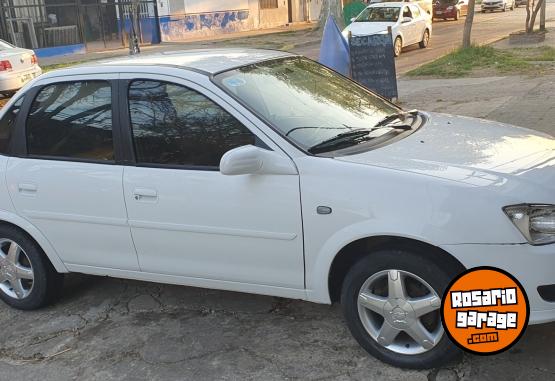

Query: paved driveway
[1,273,554,381]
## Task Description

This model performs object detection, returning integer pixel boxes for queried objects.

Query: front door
[121,76,305,291]
[6,77,140,270]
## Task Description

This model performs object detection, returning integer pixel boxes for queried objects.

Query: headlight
[504,204,555,245]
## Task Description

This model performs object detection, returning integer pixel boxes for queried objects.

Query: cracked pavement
[2,74,555,380]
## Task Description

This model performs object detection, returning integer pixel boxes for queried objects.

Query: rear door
[6,75,140,271]
[409,5,426,41]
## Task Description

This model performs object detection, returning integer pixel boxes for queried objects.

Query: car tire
[340,250,462,369]
[0,225,64,310]
[419,29,430,49]
[394,36,402,57]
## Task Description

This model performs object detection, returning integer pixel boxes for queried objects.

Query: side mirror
[402,16,413,23]
[220,145,298,176]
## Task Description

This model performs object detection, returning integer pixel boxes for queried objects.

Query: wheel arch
[327,235,466,303]
[0,211,68,273]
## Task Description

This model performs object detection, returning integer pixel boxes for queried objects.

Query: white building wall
[158,0,320,42]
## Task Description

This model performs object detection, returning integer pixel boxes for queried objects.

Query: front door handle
[133,188,158,201]
[18,183,38,195]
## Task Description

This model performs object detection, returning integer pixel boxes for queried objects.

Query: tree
[128,0,141,55]
[526,0,545,33]
[462,0,476,48]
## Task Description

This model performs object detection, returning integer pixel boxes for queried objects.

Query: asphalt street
[297,3,555,73]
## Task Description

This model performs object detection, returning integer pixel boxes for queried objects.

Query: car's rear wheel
[0,225,63,310]
[394,36,403,57]
[419,29,430,49]
[341,250,461,369]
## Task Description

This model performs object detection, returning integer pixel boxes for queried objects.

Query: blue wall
[35,44,86,58]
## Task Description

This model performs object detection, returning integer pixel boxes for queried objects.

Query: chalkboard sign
[349,33,398,100]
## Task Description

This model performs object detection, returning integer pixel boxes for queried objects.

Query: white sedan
[0,49,554,369]
[0,39,42,96]
[343,2,432,57]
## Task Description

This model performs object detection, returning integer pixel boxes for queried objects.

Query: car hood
[343,22,395,37]
[335,113,555,190]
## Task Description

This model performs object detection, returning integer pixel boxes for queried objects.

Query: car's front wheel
[0,225,63,310]
[419,29,430,48]
[341,250,461,369]
[394,36,403,57]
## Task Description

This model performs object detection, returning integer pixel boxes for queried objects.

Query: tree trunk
[462,0,476,48]
[526,0,534,33]
[526,0,545,33]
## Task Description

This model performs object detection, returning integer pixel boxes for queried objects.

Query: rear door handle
[133,188,158,201]
[18,183,37,195]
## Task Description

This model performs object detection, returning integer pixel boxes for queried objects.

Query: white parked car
[343,2,432,57]
[0,39,41,96]
[0,49,554,369]
[481,0,515,12]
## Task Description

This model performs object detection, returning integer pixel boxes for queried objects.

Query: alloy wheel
[0,239,34,299]
[394,38,402,57]
[357,269,443,355]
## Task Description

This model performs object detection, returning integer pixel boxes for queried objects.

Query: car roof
[74,48,294,76]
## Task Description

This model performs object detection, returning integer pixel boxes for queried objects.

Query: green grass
[407,46,531,77]
[514,46,555,62]
[42,61,87,72]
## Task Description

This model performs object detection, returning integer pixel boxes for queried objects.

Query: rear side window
[26,81,114,161]
[0,96,24,155]
[410,5,421,17]
[128,80,255,168]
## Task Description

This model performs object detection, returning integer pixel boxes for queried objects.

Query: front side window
[26,81,114,161]
[0,96,24,155]
[214,57,400,153]
[128,80,255,168]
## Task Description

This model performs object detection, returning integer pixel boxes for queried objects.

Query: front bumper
[441,243,555,325]
[433,9,457,17]
[482,3,505,9]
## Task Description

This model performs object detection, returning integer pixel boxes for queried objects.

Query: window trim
[14,79,122,165]
[121,77,267,171]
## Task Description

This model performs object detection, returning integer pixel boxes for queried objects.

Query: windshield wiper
[308,129,373,154]
[374,109,419,128]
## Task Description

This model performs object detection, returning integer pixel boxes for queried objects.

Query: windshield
[354,7,400,22]
[214,57,401,153]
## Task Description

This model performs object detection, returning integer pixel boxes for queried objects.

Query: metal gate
[0,0,160,52]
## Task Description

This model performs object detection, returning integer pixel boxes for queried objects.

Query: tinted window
[0,96,24,154]
[128,80,255,167]
[27,81,114,161]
